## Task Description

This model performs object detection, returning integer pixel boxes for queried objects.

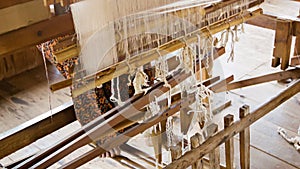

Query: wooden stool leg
[273,19,293,70]
[239,105,250,169]
[224,114,234,169]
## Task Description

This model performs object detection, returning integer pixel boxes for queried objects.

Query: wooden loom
[0,0,299,169]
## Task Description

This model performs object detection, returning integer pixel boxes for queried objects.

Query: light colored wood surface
[0,0,50,35]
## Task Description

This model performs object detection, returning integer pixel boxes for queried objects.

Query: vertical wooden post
[170,145,182,162]
[239,105,250,169]
[294,36,300,56]
[207,124,220,169]
[224,114,234,169]
[273,19,293,70]
[190,133,203,169]
[151,125,162,164]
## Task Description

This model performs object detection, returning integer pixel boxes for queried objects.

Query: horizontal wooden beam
[0,101,76,159]
[0,13,74,56]
[165,79,300,169]
[0,0,34,9]
[214,68,300,93]
[246,14,276,30]
[246,15,300,37]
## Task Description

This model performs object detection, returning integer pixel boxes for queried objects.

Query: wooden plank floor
[0,0,300,168]
[0,63,71,133]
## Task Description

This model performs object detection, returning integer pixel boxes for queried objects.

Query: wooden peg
[239,105,250,169]
[224,114,234,169]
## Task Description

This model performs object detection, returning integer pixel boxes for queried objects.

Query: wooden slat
[0,101,76,159]
[120,144,161,168]
[0,0,34,9]
[212,100,232,115]
[215,68,300,93]
[165,79,300,169]
[224,114,234,169]
[239,105,250,169]
[246,14,276,30]
[0,13,74,56]
[209,75,234,92]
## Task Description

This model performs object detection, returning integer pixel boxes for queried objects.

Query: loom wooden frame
[2,0,300,169]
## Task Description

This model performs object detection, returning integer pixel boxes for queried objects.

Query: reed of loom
[49,0,264,93]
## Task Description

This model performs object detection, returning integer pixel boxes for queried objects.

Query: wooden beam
[246,14,276,30]
[50,47,224,92]
[215,68,300,93]
[212,100,232,115]
[0,0,34,9]
[239,105,250,169]
[165,79,300,169]
[120,144,162,168]
[209,75,235,92]
[0,13,74,56]
[0,101,76,159]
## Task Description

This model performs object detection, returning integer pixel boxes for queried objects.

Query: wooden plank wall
[0,47,43,81]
